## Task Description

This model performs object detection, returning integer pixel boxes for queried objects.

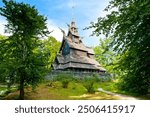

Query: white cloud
[0,16,7,35]
[63,0,111,46]
[0,16,64,42]
[40,0,111,46]
[0,16,12,36]
[47,19,68,42]
[0,0,112,46]
[46,20,63,42]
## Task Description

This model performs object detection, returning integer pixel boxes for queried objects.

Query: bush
[61,79,69,88]
[82,76,98,93]
[118,75,149,95]
[83,81,95,93]
[56,73,73,88]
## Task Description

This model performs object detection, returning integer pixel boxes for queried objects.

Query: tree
[0,35,10,83]
[42,36,61,70]
[89,0,150,94]
[94,38,114,71]
[93,38,120,78]
[0,0,49,99]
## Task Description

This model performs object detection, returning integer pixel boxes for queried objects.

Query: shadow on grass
[1,81,149,100]
[1,82,119,100]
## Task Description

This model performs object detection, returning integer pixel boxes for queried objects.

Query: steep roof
[53,21,106,72]
[54,62,106,71]
[59,20,94,53]
[66,37,88,51]
[54,54,106,71]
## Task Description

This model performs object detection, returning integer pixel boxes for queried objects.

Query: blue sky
[0,0,110,46]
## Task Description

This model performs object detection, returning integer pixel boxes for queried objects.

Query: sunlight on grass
[1,81,149,100]
[69,92,119,100]
[2,81,119,100]
[25,81,119,100]
[0,87,6,91]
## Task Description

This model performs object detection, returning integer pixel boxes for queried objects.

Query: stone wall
[45,70,111,81]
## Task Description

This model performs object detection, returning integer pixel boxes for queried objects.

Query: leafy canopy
[90,0,150,94]
[93,38,121,78]
[0,0,49,99]
[0,0,49,36]
[42,36,61,69]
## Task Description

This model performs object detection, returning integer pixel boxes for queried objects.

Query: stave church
[52,20,106,75]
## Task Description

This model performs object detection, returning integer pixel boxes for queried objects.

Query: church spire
[70,20,78,36]
[69,0,78,35]
[71,0,75,22]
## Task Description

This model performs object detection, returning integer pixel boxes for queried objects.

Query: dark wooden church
[52,21,106,74]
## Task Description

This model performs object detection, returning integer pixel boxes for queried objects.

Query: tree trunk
[19,40,26,100]
[19,76,24,100]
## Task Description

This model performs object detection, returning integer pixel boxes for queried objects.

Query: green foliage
[93,38,123,79]
[0,35,17,84]
[90,0,150,95]
[56,73,74,88]
[94,38,116,73]
[42,36,61,70]
[94,38,114,67]
[0,84,18,97]
[61,80,69,88]
[82,77,95,93]
[1,81,121,100]
[82,75,99,93]
[0,0,49,99]
[0,0,49,36]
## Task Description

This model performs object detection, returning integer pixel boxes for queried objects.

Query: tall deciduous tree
[90,0,150,94]
[0,0,49,99]
[42,36,61,70]
[0,35,10,83]
[94,38,119,78]
[94,38,114,70]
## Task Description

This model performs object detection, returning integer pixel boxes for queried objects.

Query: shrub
[83,81,95,93]
[82,76,98,93]
[61,79,70,88]
[56,73,73,88]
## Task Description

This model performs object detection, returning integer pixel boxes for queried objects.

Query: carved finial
[66,23,70,28]
[59,27,65,37]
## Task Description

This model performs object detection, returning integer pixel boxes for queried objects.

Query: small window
[62,42,70,55]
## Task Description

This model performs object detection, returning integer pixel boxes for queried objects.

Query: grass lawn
[97,81,150,100]
[97,81,121,93]
[1,80,150,100]
[0,87,7,91]
[1,81,119,100]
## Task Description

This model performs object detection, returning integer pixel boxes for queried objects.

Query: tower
[51,0,106,76]
[52,20,106,74]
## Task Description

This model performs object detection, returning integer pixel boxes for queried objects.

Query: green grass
[0,84,18,99]
[95,81,119,92]
[0,87,7,97]
[0,87,7,91]
[96,80,150,100]
[2,81,119,100]
[1,80,149,100]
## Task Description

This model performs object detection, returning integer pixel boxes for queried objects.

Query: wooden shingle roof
[53,21,106,72]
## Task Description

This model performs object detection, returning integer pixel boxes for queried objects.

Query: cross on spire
[71,0,75,22]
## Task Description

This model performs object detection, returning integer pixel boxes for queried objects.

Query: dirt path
[98,88,139,100]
